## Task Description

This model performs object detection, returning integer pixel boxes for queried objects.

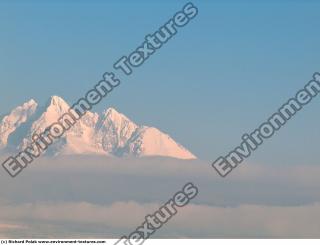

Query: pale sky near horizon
[1,0,320,162]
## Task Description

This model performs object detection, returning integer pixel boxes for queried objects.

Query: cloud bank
[0,156,319,238]
[0,201,320,238]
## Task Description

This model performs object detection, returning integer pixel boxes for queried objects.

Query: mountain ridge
[0,96,196,160]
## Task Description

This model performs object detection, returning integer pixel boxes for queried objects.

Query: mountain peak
[44,96,70,113]
[0,99,38,147]
[48,95,68,106]
[104,107,120,115]
[103,107,131,123]
[25,99,37,107]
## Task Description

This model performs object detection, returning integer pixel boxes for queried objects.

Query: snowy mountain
[0,99,37,148]
[0,96,196,159]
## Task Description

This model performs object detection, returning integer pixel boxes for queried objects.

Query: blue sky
[1,0,320,162]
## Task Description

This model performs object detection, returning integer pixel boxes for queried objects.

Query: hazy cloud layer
[0,201,320,238]
[0,156,319,238]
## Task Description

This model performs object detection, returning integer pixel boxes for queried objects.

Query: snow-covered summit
[0,96,196,159]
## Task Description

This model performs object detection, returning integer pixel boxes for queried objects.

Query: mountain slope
[121,126,196,159]
[95,108,138,155]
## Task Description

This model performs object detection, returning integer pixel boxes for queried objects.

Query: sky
[1,0,320,162]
